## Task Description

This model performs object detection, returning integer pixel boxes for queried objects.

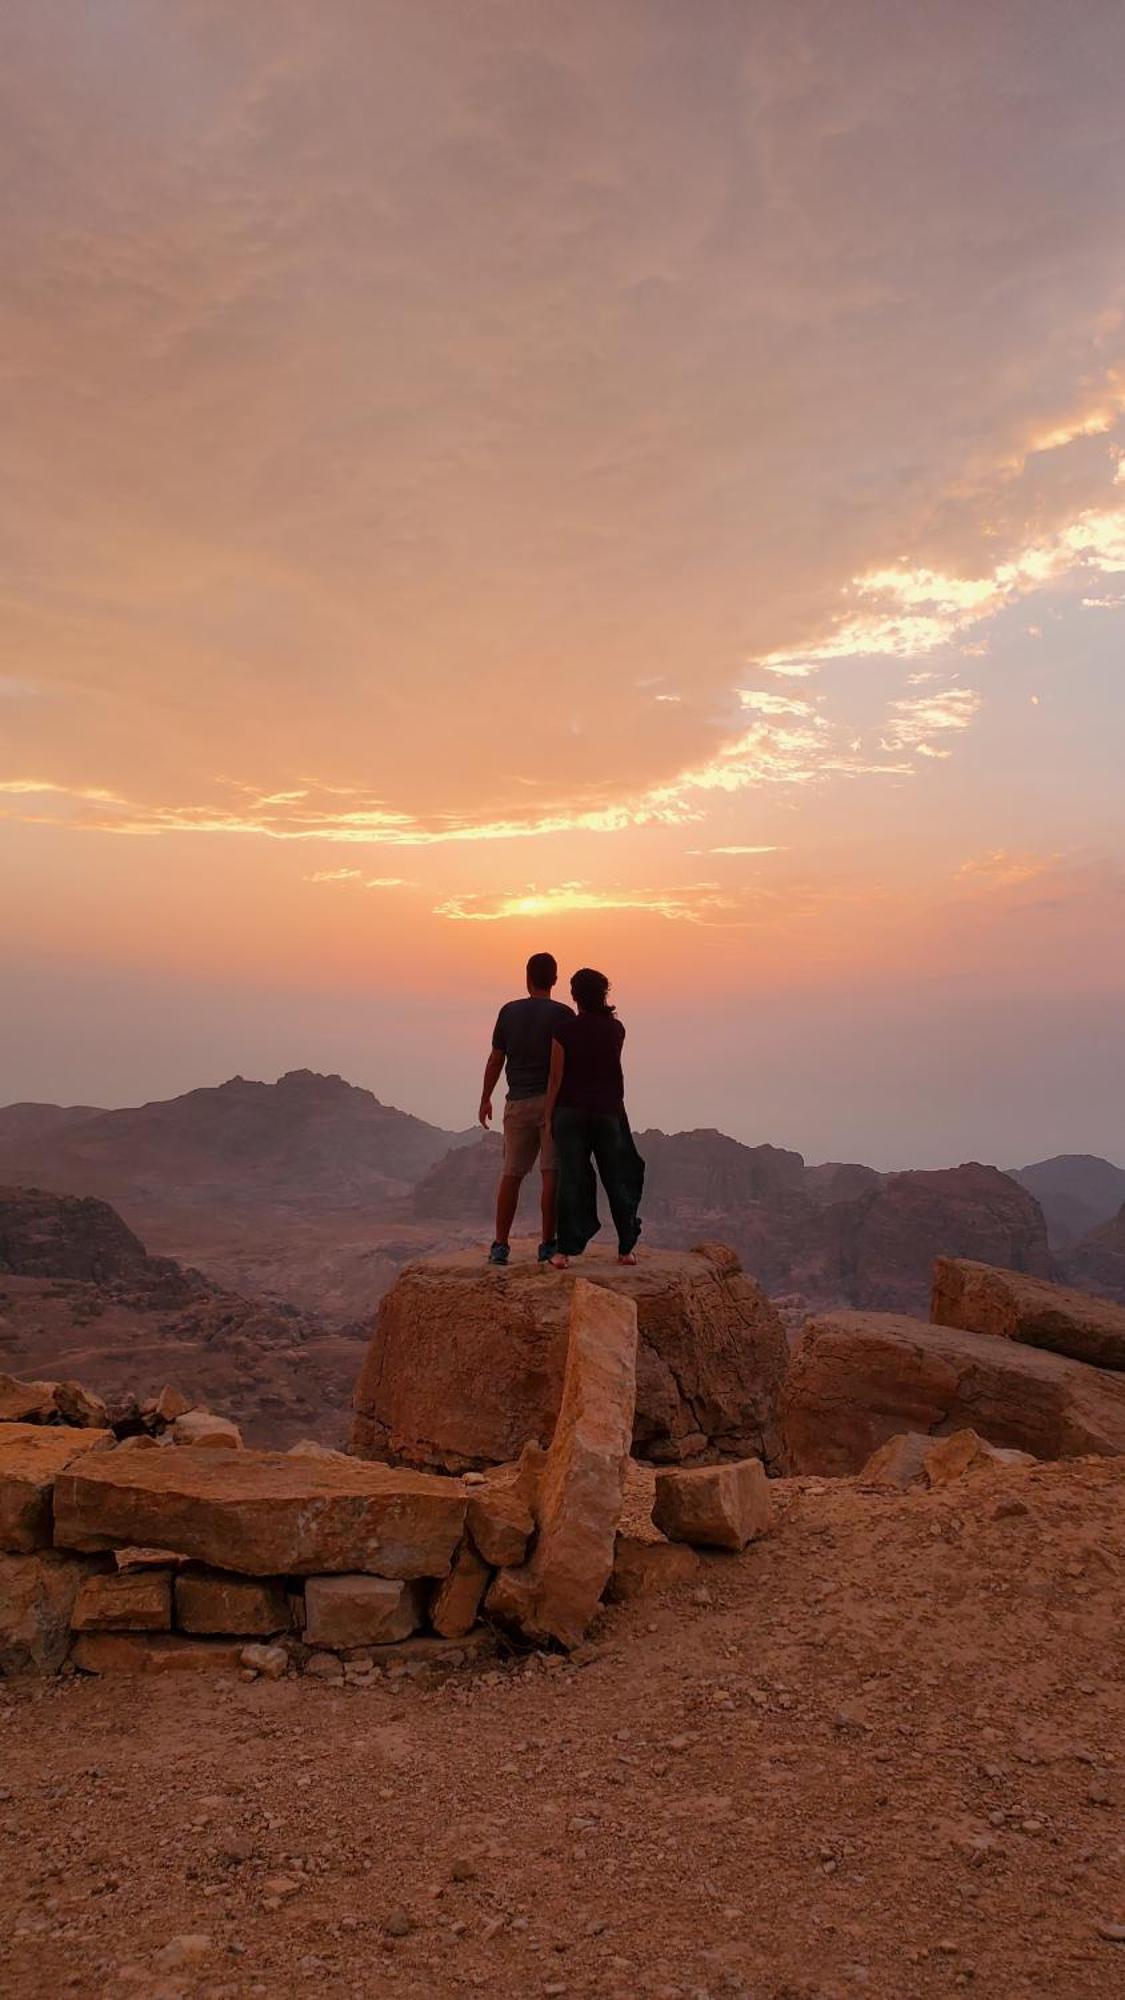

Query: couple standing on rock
[478,951,645,1271]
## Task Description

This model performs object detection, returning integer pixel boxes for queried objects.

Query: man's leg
[494,1172,523,1247]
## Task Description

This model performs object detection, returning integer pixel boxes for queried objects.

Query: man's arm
[479,1047,505,1128]
[542,1035,565,1128]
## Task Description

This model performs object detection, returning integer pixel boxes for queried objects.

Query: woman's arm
[543,1035,565,1125]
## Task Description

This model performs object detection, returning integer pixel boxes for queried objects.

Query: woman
[542,966,645,1269]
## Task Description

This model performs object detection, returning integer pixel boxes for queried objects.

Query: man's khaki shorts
[502,1094,557,1176]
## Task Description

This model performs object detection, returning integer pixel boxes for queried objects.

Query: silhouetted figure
[543,966,644,1268]
[478,951,572,1264]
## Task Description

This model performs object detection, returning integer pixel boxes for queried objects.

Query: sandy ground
[1,1458,1123,2000]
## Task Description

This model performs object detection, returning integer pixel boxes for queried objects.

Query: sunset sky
[2,0,1124,1165]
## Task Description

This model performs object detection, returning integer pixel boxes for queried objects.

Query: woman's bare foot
[549,1253,570,1270]
[617,1250,638,1266]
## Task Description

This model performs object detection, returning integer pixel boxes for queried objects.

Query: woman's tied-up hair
[570,967,615,1014]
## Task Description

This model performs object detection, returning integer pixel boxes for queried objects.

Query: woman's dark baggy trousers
[552,1108,645,1258]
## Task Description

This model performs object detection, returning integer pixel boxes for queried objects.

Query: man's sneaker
[487,1241,510,1266]
[537,1239,557,1264]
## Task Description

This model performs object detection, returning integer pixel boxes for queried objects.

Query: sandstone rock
[240,1641,288,1679]
[70,1632,248,1674]
[352,1245,786,1473]
[367,1629,496,1671]
[922,1429,1035,1486]
[0,1422,114,1552]
[53,1447,465,1577]
[652,1459,773,1551]
[606,1535,701,1601]
[304,1575,425,1647]
[116,1433,160,1452]
[859,1423,1035,1494]
[932,1258,1125,1372]
[857,1432,933,1490]
[287,1439,348,1460]
[174,1569,290,1636]
[304,1649,345,1681]
[154,1384,192,1424]
[171,1411,243,1450]
[114,1544,188,1570]
[71,1568,172,1631]
[486,1278,637,1649]
[0,1550,98,1672]
[430,1540,491,1638]
[0,1374,57,1424]
[465,1487,533,1567]
[153,1935,213,1971]
[781,1312,1125,1476]
[52,1380,110,1429]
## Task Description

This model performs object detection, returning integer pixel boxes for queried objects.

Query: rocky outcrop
[0,1186,160,1286]
[352,1245,788,1472]
[823,1165,1051,1314]
[0,1073,474,1214]
[0,1187,366,1450]
[1009,1154,1125,1251]
[486,1279,638,1650]
[1068,1203,1125,1303]
[780,1311,1125,1476]
[53,1447,466,1578]
[932,1258,1125,1371]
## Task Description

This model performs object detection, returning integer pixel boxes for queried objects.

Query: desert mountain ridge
[0,1072,1121,1338]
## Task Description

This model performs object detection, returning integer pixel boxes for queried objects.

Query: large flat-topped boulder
[932,1258,1125,1372]
[351,1244,787,1472]
[52,1447,465,1578]
[0,1423,114,1552]
[780,1310,1125,1476]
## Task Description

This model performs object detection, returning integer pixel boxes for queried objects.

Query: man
[478,951,573,1265]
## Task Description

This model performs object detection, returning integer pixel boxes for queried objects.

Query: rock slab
[174,1569,290,1636]
[781,1311,1125,1476]
[303,1575,425,1647]
[652,1458,774,1551]
[52,1447,466,1578]
[0,1423,114,1553]
[70,1633,249,1675]
[465,1488,533,1567]
[71,1568,173,1631]
[430,1540,491,1638]
[486,1278,637,1649]
[352,1245,786,1473]
[932,1257,1125,1372]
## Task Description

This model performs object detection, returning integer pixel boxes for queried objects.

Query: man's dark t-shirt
[492,997,573,1099]
[553,1011,626,1116]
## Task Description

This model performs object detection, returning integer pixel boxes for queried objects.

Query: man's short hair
[526,951,558,989]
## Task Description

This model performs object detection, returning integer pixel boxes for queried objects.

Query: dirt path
[2,1459,1123,1999]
